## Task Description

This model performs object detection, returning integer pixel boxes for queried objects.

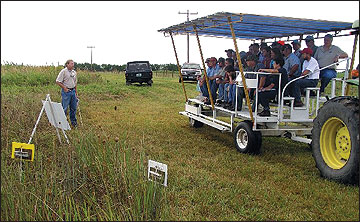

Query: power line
[178,10,198,63]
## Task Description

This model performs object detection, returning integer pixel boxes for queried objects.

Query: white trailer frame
[158,12,357,149]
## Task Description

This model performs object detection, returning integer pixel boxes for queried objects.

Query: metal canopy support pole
[345,33,358,95]
[194,25,215,110]
[170,32,188,102]
[227,16,254,122]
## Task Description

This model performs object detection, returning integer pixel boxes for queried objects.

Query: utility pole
[178,10,198,63]
[87,46,95,70]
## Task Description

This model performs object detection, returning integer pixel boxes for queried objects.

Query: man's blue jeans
[320,68,337,93]
[291,79,319,103]
[200,79,218,101]
[217,83,225,101]
[61,89,77,127]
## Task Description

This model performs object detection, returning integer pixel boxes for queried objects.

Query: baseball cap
[210,57,217,62]
[277,40,285,46]
[305,35,314,41]
[301,48,313,55]
[291,40,300,45]
[324,34,333,39]
[225,49,234,53]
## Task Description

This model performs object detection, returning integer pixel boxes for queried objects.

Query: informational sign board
[11,142,35,161]
[42,100,71,130]
[148,160,168,187]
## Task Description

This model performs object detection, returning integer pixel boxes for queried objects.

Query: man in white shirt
[291,48,320,107]
[56,59,78,128]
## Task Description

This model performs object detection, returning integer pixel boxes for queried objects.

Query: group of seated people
[196,34,349,116]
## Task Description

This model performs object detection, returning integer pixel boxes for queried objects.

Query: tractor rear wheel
[312,96,359,184]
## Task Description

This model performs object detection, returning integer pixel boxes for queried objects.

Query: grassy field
[1,65,359,221]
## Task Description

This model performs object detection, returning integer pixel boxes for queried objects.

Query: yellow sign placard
[11,142,35,161]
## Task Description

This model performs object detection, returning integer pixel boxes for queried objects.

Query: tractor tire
[189,118,204,128]
[234,121,262,154]
[312,96,359,184]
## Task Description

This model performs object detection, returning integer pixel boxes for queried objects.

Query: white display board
[42,100,71,130]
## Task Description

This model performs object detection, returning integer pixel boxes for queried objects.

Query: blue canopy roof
[158,12,354,40]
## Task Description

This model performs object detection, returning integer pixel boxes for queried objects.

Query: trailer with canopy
[158,12,359,184]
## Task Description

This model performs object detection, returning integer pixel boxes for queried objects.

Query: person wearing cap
[200,57,221,103]
[304,35,318,56]
[215,57,227,104]
[225,49,234,59]
[291,48,320,107]
[197,58,211,96]
[282,44,301,80]
[314,34,348,94]
[291,40,302,58]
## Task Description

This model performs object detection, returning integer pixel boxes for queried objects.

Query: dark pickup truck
[125,61,153,86]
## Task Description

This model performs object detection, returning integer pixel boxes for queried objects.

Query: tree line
[74,62,178,72]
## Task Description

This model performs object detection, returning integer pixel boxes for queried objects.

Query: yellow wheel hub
[320,117,351,169]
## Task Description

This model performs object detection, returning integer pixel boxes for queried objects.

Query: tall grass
[1,65,359,221]
[1,64,103,86]
[1,66,165,221]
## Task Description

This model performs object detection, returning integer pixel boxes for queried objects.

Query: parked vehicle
[125,61,153,86]
[159,12,359,184]
[180,63,201,83]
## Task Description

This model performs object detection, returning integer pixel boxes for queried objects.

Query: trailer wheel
[234,121,261,154]
[189,118,204,128]
[312,97,359,184]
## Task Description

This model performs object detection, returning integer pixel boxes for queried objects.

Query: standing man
[314,34,348,94]
[56,59,78,128]
[292,48,320,107]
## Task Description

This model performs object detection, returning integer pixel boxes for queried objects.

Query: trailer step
[179,111,231,132]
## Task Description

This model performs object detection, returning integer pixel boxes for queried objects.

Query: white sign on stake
[148,160,168,187]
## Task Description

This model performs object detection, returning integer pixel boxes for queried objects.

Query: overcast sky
[1,1,359,68]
